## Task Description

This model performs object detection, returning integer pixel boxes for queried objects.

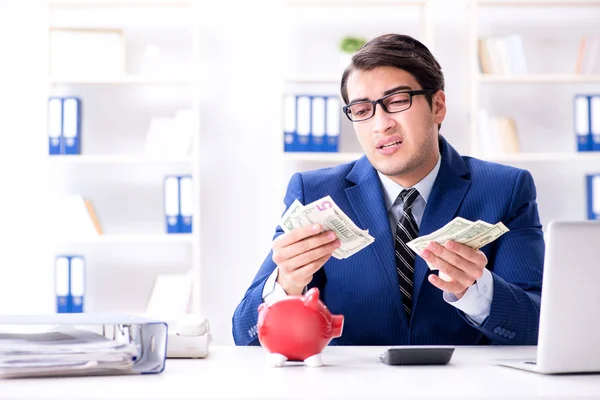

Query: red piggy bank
[257,288,344,367]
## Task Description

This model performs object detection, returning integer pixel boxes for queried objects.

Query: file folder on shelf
[294,95,311,152]
[587,174,600,220]
[325,96,341,153]
[591,95,600,151]
[48,97,63,155]
[283,94,297,152]
[574,95,592,152]
[69,256,85,313]
[55,256,70,314]
[0,314,167,378]
[164,176,180,234]
[310,96,326,152]
[179,175,193,234]
[62,97,82,155]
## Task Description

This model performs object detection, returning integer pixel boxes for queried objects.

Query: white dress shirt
[263,154,493,325]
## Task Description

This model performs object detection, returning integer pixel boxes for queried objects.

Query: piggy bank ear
[304,288,321,310]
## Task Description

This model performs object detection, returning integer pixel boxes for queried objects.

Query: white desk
[1,346,598,399]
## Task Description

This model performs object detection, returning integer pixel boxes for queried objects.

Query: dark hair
[340,34,445,128]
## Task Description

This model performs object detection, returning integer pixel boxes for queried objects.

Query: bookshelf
[48,155,193,165]
[280,0,434,189]
[50,76,194,85]
[283,152,364,163]
[279,0,598,226]
[478,74,600,84]
[47,0,202,315]
[55,234,195,245]
[468,0,600,159]
[468,0,600,225]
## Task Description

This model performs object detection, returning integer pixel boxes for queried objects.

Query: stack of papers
[0,328,139,379]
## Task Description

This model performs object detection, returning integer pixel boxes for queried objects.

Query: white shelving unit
[468,0,600,159]
[48,155,193,165]
[280,0,435,189]
[50,76,194,85]
[62,234,194,245]
[47,0,202,315]
[477,74,600,84]
[468,0,600,224]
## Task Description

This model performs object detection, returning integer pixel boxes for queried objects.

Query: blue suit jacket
[233,137,544,346]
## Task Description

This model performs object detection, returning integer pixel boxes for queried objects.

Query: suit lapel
[345,157,408,328]
[412,138,472,314]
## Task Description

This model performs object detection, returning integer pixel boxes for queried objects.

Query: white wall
[0,0,54,314]
[196,0,285,345]
[0,0,597,345]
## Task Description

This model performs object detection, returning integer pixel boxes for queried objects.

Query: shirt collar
[378,154,442,212]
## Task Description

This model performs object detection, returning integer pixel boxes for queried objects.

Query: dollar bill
[406,217,474,254]
[279,196,375,259]
[406,217,510,277]
[462,222,509,250]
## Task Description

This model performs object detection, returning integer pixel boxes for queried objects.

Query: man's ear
[432,90,446,125]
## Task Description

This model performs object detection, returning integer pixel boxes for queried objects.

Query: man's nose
[371,104,395,134]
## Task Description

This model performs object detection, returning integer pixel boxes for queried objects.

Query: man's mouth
[378,140,402,149]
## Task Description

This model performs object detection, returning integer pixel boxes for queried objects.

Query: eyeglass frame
[342,89,436,122]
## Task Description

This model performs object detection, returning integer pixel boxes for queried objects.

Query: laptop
[497,220,600,374]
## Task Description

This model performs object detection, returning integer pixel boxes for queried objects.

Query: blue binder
[574,95,592,152]
[294,95,311,152]
[48,97,63,155]
[179,175,193,234]
[164,175,180,234]
[69,256,85,313]
[325,96,341,152]
[283,94,297,152]
[62,97,82,155]
[55,256,70,313]
[591,95,600,151]
[310,96,326,152]
[587,174,600,220]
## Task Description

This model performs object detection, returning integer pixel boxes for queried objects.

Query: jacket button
[499,328,506,336]
[509,332,516,340]
[503,330,511,338]
[493,326,501,334]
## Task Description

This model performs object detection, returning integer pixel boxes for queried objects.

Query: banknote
[279,196,375,259]
[406,217,509,281]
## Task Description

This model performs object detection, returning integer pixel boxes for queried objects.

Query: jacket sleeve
[231,173,305,345]
[461,169,544,345]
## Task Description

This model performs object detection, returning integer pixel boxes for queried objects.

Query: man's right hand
[272,223,341,296]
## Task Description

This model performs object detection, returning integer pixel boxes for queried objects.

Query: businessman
[233,34,544,346]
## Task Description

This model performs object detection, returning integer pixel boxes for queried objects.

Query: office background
[0,0,598,345]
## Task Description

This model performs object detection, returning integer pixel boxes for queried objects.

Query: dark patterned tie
[395,188,420,317]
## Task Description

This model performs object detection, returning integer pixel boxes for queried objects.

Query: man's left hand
[421,240,488,299]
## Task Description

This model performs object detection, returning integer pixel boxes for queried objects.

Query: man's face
[346,66,446,187]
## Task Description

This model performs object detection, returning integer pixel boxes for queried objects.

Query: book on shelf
[51,195,103,239]
[478,110,521,156]
[575,36,600,75]
[478,35,527,75]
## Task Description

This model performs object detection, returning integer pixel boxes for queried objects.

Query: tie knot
[400,188,419,211]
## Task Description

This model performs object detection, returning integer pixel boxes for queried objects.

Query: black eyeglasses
[342,89,436,122]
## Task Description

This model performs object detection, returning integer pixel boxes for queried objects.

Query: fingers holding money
[274,223,323,249]
[273,230,340,265]
[272,226,341,295]
[422,240,487,298]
